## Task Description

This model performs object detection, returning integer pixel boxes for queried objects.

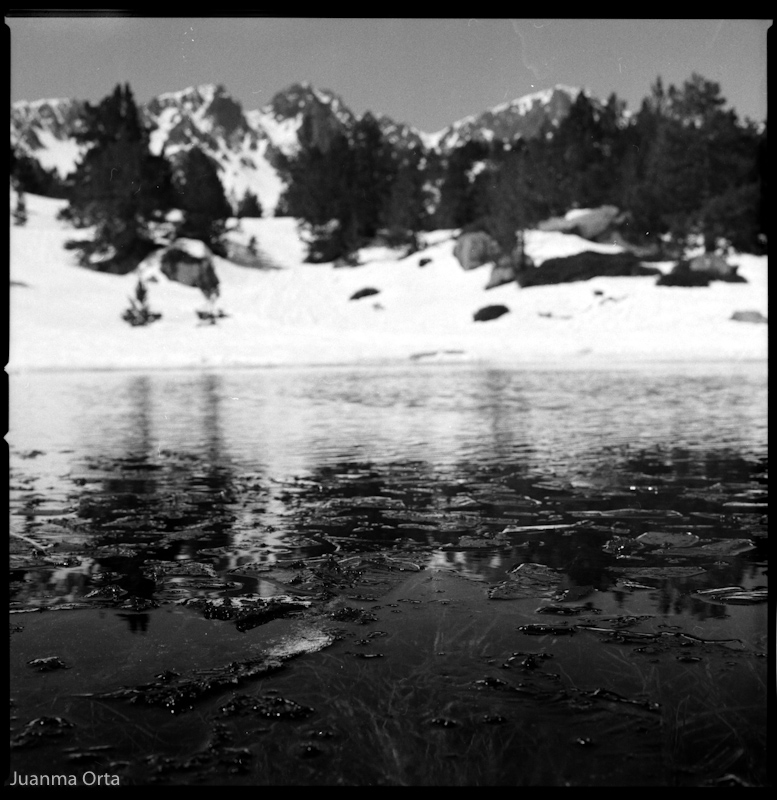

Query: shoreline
[6,354,769,376]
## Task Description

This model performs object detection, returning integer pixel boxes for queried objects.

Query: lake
[8,362,768,786]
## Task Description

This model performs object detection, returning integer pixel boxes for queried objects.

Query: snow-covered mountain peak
[264,82,355,127]
[11,79,601,215]
[492,84,583,116]
[430,84,583,153]
[10,96,88,178]
[148,83,222,110]
[11,96,86,136]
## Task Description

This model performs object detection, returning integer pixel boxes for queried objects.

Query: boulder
[605,229,664,259]
[485,260,518,290]
[689,252,736,278]
[159,239,220,298]
[657,259,747,287]
[224,239,281,270]
[517,251,660,288]
[485,251,535,290]
[453,231,501,271]
[473,304,510,322]
[731,310,767,324]
[538,206,623,241]
[350,287,380,301]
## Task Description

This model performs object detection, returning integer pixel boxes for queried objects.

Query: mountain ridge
[11,81,586,215]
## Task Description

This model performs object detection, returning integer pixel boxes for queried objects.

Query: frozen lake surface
[9,362,768,786]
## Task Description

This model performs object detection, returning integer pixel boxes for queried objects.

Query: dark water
[8,363,769,786]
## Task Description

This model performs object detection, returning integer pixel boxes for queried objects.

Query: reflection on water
[8,363,768,785]
[9,363,767,634]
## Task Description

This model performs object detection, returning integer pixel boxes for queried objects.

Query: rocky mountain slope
[430,85,582,151]
[11,81,584,215]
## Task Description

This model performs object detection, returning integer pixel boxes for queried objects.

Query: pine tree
[545,90,625,209]
[479,144,549,257]
[171,146,233,255]
[10,146,68,198]
[64,83,174,273]
[379,147,427,249]
[277,116,352,226]
[634,73,763,253]
[278,114,398,262]
[348,112,395,243]
[12,190,27,226]
[236,189,263,218]
[434,139,491,229]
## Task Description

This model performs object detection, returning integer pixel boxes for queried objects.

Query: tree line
[10,74,766,273]
[277,73,766,261]
[11,84,259,274]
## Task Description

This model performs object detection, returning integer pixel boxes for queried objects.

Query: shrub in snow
[12,191,28,226]
[196,308,228,325]
[122,280,162,327]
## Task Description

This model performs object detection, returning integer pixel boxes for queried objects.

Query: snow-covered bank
[8,193,768,373]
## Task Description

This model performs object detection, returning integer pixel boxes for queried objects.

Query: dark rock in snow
[454,231,534,289]
[350,287,380,300]
[657,259,747,287]
[453,231,501,271]
[731,310,767,324]
[518,251,660,287]
[485,255,522,289]
[159,239,220,298]
[474,304,510,322]
[689,252,738,277]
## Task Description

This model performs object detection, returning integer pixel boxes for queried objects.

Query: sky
[7,15,771,132]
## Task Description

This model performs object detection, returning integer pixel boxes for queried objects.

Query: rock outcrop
[538,206,624,241]
[731,310,767,324]
[689,252,737,278]
[454,230,534,289]
[657,259,747,287]
[453,231,502,271]
[159,239,220,298]
[517,251,660,288]
[485,251,535,290]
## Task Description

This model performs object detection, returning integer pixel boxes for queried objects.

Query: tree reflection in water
[8,365,767,786]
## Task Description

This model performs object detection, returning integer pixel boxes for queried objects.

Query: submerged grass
[284,651,553,786]
[587,639,769,786]
[656,659,769,787]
